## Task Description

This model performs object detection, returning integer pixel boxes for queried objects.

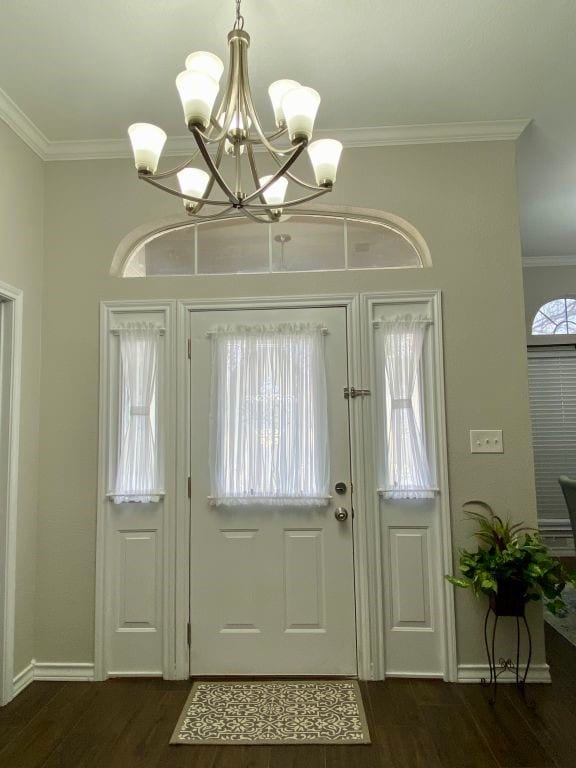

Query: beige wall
[0,121,44,674]
[523,264,576,343]
[37,140,544,670]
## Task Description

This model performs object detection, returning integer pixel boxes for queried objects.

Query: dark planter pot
[489,579,526,616]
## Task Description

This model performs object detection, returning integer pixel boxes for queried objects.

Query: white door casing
[0,282,23,705]
[188,306,357,676]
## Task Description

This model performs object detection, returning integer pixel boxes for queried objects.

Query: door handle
[334,507,349,522]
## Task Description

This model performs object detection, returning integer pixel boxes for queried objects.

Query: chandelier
[127,0,343,223]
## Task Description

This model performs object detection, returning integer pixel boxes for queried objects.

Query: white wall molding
[12,661,34,697]
[11,661,95,691]
[34,662,95,681]
[0,86,49,158]
[42,120,532,161]
[523,254,576,268]
[0,87,531,162]
[457,663,551,684]
[0,282,23,706]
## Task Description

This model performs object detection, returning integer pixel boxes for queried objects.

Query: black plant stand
[481,603,533,706]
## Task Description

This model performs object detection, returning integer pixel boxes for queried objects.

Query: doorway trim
[95,291,456,682]
[175,294,374,679]
[0,280,23,705]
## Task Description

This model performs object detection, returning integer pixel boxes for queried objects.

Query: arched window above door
[112,206,431,277]
[532,298,576,335]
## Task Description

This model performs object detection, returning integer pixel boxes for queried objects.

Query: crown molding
[0,85,49,158]
[42,120,532,161]
[0,83,531,162]
[523,254,576,268]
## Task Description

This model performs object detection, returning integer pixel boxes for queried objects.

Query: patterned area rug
[545,583,576,646]
[171,680,371,745]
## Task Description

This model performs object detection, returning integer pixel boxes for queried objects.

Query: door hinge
[187,622,191,647]
[187,338,191,359]
[344,386,371,399]
[187,476,191,498]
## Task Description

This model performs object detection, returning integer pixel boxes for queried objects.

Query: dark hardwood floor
[1,623,575,768]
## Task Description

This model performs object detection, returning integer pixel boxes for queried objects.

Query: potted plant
[446,500,576,617]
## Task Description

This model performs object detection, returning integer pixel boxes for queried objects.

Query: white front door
[188,306,357,676]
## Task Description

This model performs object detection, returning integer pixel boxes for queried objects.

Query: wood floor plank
[498,683,576,768]
[0,682,95,768]
[267,745,326,768]
[456,683,557,768]
[366,679,423,728]
[375,725,444,768]
[420,700,499,768]
[0,621,573,768]
[0,682,64,747]
[325,743,382,768]
[39,683,153,768]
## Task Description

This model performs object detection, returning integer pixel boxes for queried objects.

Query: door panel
[188,306,357,675]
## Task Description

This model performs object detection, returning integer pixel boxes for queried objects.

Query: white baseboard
[11,660,95,693]
[34,662,95,681]
[457,663,551,684]
[12,661,34,696]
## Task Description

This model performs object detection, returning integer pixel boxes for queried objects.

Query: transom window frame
[111,205,432,278]
[532,297,576,337]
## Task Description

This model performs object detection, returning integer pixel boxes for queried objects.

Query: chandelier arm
[271,160,327,192]
[192,136,228,216]
[238,44,301,158]
[192,127,238,204]
[181,204,237,223]
[202,43,240,145]
[241,206,277,225]
[139,175,231,207]
[242,140,307,205]
[246,187,330,210]
[246,143,270,207]
[141,150,203,182]
[212,29,238,127]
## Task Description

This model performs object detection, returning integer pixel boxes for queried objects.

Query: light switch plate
[470,429,504,454]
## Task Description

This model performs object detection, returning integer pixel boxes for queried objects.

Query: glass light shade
[127,123,167,173]
[185,51,224,83]
[176,70,219,129]
[268,79,300,127]
[307,139,343,186]
[259,175,289,207]
[219,110,251,133]
[177,167,210,209]
[281,86,321,142]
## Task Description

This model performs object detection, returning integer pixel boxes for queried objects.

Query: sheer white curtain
[111,323,162,503]
[375,314,435,499]
[209,323,330,506]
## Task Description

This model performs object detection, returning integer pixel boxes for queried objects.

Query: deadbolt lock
[335,481,347,495]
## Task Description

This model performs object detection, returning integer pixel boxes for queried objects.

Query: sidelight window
[111,323,163,503]
[374,314,436,499]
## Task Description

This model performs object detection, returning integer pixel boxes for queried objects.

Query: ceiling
[0,0,574,259]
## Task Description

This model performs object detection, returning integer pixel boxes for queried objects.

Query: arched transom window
[532,298,576,335]
[114,208,430,278]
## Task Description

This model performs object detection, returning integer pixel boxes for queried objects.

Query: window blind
[527,349,576,520]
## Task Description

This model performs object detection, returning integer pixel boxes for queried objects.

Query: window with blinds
[528,349,576,521]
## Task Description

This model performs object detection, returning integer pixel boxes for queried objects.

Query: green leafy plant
[446,500,576,616]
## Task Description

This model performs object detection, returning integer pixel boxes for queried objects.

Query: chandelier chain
[233,0,245,30]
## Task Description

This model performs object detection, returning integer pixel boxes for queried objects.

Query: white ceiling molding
[0,83,530,162]
[0,85,49,158]
[523,254,576,268]
[42,120,532,162]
